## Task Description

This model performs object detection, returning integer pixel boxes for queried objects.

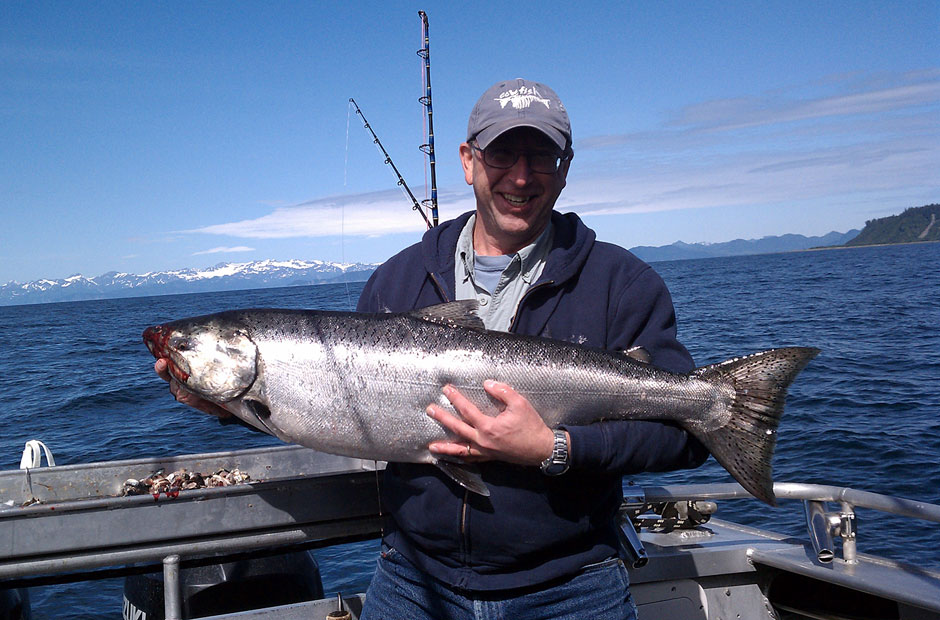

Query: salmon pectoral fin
[435,460,490,496]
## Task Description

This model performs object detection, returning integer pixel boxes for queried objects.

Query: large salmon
[143,301,818,505]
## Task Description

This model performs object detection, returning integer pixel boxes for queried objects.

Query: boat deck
[1,446,938,619]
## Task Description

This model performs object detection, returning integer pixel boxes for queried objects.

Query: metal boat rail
[639,481,940,567]
[642,482,940,523]
[0,445,384,584]
[629,481,940,619]
[1,447,939,618]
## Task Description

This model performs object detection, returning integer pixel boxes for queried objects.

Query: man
[354,78,708,619]
[155,78,707,619]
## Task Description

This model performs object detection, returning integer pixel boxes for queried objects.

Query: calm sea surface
[1,242,938,618]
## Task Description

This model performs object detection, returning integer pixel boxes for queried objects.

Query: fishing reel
[620,499,718,533]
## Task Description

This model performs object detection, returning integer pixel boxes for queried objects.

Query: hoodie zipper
[429,272,451,303]
[428,272,472,565]
[430,272,557,569]
[459,488,471,567]
[508,280,554,332]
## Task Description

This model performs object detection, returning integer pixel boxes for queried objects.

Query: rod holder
[839,503,858,564]
[327,593,351,620]
[618,519,649,568]
[163,554,182,620]
[804,500,848,563]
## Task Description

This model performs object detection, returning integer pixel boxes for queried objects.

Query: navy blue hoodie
[357,210,708,591]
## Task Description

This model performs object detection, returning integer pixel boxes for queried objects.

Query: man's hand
[427,381,562,467]
[154,358,232,419]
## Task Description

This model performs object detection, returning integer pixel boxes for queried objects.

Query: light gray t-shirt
[454,214,554,332]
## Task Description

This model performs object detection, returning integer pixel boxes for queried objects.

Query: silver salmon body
[143,301,818,505]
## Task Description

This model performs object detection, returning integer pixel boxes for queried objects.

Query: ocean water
[0,242,938,618]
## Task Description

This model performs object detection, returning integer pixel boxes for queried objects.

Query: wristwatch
[540,429,570,476]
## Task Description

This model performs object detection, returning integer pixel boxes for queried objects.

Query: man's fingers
[426,382,547,464]
[427,439,482,461]
[426,402,483,460]
[154,357,231,419]
[483,380,525,408]
[180,387,231,418]
[196,399,232,419]
[426,403,475,439]
[154,359,171,383]
[442,384,491,427]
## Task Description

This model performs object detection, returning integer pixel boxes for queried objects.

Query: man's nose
[507,154,534,185]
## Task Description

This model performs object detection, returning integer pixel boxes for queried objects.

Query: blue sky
[2,1,938,284]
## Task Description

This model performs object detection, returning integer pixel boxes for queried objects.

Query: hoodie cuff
[561,420,708,474]
[562,423,618,471]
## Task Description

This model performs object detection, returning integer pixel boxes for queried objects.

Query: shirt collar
[516,222,554,284]
[456,214,477,283]
[456,213,554,284]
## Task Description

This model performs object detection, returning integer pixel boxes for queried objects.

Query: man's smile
[499,192,535,207]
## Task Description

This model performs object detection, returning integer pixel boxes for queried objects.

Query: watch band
[540,429,570,476]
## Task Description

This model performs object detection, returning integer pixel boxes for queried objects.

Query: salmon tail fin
[694,347,820,506]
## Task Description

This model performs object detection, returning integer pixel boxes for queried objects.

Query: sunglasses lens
[483,147,516,168]
[482,147,561,173]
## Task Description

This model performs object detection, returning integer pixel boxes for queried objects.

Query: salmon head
[143,315,258,403]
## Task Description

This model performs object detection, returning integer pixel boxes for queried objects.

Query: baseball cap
[467,78,571,151]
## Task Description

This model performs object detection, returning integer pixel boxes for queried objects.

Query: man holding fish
[351,78,705,619]
[152,79,814,619]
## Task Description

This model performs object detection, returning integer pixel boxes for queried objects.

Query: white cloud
[666,73,940,132]
[192,246,256,255]
[186,189,477,239]
[561,136,936,218]
[563,70,940,218]
[580,71,940,152]
[185,70,939,241]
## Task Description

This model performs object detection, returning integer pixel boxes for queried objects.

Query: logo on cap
[495,86,552,110]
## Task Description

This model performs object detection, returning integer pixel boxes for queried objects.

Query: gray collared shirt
[454,214,554,332]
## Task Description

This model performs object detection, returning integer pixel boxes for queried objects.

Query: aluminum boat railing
[638,482,940,565]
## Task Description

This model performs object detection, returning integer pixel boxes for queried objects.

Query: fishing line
[341,101,352,310]
[344,99,351,188]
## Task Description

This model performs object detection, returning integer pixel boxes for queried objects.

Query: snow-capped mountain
[0,259,378,306]
[0,229,864,306]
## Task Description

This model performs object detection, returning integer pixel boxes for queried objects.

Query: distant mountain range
[628,202,940,262]
[1,232,858,306]
[0,259,378,306]
[628,230,860,263]
[18,205,940,307]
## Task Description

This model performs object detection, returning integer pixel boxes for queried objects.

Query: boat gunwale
[638,482,940,524]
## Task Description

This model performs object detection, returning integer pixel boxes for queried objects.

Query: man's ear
[557,150,572,189]
[459,142,474,185]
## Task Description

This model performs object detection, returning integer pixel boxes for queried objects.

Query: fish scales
[252,312,718,446]
[143,301,819,505]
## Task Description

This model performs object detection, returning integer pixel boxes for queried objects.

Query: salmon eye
[169,337,193,352]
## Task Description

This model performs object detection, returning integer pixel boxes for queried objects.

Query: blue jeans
[359,546,639,620]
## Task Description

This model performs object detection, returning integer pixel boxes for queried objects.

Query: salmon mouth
[143,325,190,382]
[143,325,168,358]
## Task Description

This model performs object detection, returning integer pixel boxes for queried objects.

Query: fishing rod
[349,97,433,229]
[417,10,439,227]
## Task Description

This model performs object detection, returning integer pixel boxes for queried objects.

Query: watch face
[542,462,567,476]
[541,429,569,476]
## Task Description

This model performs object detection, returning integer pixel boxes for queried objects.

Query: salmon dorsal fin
[410,301,485,330]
